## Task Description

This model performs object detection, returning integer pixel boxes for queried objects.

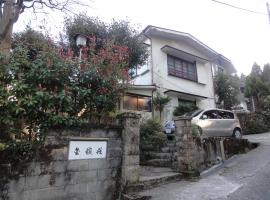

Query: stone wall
[3,126,122,200]
[1,113,141,200]
[173,117,255,176]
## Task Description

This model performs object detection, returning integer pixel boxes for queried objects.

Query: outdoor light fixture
[75,34,87,61]
[75,34,87,47]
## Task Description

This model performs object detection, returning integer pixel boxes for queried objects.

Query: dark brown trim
[125,92,152,98]
[164,90,208,99]
[167,55,198,82]
[162,45,210,62]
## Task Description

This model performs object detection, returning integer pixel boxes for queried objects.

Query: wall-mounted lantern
[75,34,87,47]
[74,34,87,61]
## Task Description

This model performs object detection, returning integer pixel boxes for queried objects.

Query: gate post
[174,116,198,177]
[119,112,141,186]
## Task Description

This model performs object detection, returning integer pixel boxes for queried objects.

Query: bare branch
[0,0,90,51]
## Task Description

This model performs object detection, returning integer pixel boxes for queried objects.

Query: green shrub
[0,32,130,142]
[237,112,270,134]
[173,103,198,116]
[140,119,166,151]
[191,124,202,137]
[152,93,171,121]
[0,143,5,151]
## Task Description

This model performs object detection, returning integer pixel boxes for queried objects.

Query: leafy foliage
[12,27,48,49]
[245,63,270,111]
[214,72,240,110]
[0,29,130,141]
[262,64,270,84]
[64,14,148,70]
[191,124,202,137]
[140,119,166,151]
[152,93,171,120]
[173,103,198,116]
[237,113,270,134]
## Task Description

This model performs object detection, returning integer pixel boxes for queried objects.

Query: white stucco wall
[127,34,221,123]
[132,70,152,85]
[132,45,152,85]
[150,37,216,105]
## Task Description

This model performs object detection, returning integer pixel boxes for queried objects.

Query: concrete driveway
[140,132,270,200]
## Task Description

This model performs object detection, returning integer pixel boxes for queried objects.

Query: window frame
[167,55,198,82]
[178,98,197,106]
[123,93,152,112]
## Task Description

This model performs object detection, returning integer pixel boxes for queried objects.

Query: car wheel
[233,129,242,139]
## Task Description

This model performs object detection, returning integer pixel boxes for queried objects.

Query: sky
[14,0,270,75]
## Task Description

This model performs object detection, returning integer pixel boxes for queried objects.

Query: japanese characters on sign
[68,140,107,160]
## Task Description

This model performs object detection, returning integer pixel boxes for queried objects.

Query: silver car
[186,109,242,138]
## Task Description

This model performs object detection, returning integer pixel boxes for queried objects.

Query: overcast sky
[14,0,270,75]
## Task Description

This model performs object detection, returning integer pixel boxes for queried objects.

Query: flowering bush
[0,34,130,141]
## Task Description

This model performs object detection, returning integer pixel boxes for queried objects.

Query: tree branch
[0,0,89,50]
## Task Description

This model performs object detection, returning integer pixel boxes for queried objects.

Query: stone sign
[68,140,107,160]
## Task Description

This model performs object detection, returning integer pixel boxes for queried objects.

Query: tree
[263,95,270,111]
[0,0,83,53]
[240,73,246,82]
[262,64,270,84]
[64,14,148,70]
[0,29,130,141]
[245,63,270,111]
[251,63,262,76]
[214,72,240,110]
[152,93,171,121]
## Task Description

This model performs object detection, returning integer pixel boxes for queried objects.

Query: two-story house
[121,26,236,122]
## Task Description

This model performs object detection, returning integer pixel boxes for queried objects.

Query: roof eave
[142,25,236,72]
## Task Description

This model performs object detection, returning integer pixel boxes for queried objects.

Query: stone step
[122,194,151,200]
[126,171,182,193]
[145,159,172,167]
[139,166,174,176]
[161,147,177,153]
[144,152,171,160]
[166,142,176,148]
[161,147,170,153]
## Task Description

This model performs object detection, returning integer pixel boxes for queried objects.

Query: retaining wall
[173,117,255,175]
[0,113,141,200]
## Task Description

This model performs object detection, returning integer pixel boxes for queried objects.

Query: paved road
[140,132,270,200]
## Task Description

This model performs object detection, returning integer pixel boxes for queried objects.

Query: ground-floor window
[123,94,152,112]
[178,98,196,106]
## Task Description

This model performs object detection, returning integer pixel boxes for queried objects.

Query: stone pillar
[119,112,141,186]
[174,117,199,177]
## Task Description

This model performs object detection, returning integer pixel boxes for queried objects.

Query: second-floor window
[167,55,197,81]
